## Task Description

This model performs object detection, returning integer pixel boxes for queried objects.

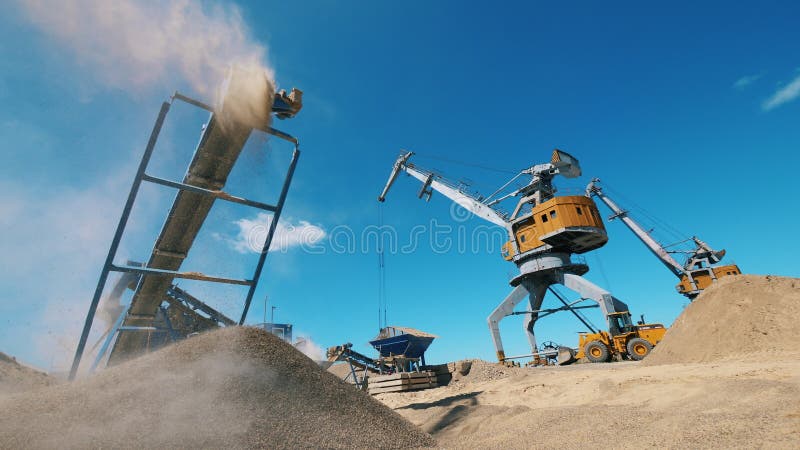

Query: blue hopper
[369,326,437,361]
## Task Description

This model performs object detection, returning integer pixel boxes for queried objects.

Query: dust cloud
[294,335,325,361]
[16,0,275,105]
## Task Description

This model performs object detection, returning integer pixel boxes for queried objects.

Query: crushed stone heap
[0,327,435,449]
[0,352,58,395]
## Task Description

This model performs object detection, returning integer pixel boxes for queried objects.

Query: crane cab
[502,195,608,260]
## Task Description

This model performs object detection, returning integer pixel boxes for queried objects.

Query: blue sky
[1,1,799,371]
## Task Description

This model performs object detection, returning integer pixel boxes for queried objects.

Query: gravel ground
[0,327,435,449]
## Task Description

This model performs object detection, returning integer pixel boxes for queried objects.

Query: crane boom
[378,151,508,227]
[586,179,685,278]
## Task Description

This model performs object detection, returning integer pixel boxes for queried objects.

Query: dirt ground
[376,357,800,449]
[374,276,800,449]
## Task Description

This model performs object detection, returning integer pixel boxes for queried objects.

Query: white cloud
[762,74,800,111]
[227,213,327,254]
[733,74,761,90]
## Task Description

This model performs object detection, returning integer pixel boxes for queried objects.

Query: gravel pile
[645,275,800,365]
[0,352,58,396]
[0,327,435,449]
[450,359,526,385]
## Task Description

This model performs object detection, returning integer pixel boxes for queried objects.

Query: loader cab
[607,312,635,337]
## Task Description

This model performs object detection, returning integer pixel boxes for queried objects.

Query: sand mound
[644,274,800,365]
[379,357,800,449]
[0,327,434,449]
[0,352,58,396]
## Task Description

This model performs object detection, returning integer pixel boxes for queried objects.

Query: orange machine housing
[502,195,607,260]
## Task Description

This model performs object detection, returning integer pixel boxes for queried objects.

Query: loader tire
[584,341,610,363]
[626,338,653,361]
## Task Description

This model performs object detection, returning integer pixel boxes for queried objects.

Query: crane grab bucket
[551,149,581,178]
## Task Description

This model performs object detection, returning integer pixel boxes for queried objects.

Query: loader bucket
[557,347,577,366]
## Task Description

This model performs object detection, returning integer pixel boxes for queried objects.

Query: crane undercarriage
[489,252,629,362]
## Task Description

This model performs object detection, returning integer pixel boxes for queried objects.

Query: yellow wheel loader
[572,312,666,362]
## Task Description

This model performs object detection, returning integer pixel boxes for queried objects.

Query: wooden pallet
[424,363,454,386]
[368,371,438,394]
